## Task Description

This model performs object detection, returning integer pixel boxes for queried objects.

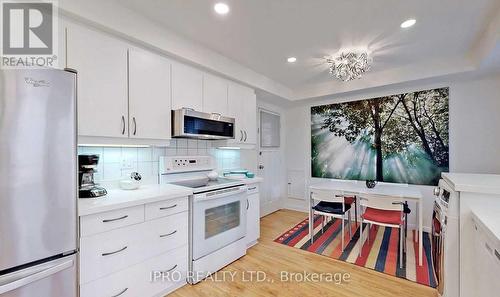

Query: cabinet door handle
[102,246,128,257]
[159,230,177,238]
[159,204,177,210]
[111,288,128,297]
[102,215,128,223]
[248,187,257,191]
[121,116,126,135]
[110,288,128,297]
[244,130,247,142]
[132,117,137,135]
[246,199,249,210]
[240,130,243,142]
[163,264,178,273]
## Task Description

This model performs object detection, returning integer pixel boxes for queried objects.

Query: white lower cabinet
[80,247,188,297]
[246,184,260,247]
[79,197,189,296]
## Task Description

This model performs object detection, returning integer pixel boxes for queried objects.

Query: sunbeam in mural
[311,87,449,186]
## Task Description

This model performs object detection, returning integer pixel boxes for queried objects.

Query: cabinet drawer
[80,212,188,284]
[247,184,259,194]
[80,247,188,297]
[145,197,188,220]
[146,211,188,258]
[80,205,144,237]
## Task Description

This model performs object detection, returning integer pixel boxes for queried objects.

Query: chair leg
[399,226,404,269]
[321,215,325,233]
[367,223,371,245]
[354,199,358,225]
[359,217,363,257]
[348,210,352,238]
[341,216,345,251]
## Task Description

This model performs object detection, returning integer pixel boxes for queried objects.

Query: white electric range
[159,156,248,284]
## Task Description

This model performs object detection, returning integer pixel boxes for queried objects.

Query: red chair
[358,193,407,268]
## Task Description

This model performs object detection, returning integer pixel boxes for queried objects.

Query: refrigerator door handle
[0,257,74,294]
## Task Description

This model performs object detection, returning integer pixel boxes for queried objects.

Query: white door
[258,109,283,216]
[66,23,128,138]
[171,62,203,111]
[202,73,228,115]
[128,48,171,140]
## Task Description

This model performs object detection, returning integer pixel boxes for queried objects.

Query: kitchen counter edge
[78,184,193,216]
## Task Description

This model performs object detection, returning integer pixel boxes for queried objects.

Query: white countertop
[470,199,500,246]
[309,179,422,199]
[78,184,193,216]
[442,173,500,195]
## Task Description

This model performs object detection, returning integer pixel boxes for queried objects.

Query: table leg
[418,199,423,266]
[309,192,314,243]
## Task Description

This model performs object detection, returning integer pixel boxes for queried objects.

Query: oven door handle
[195,187,247,201]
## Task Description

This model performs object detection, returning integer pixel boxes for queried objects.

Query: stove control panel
[159,156,213,174]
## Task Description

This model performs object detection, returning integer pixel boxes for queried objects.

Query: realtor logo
[1,0,58,68]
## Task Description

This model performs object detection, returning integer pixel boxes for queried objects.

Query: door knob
[258,165,264,169]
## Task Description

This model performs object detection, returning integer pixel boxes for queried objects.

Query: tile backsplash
[78,139,243,185]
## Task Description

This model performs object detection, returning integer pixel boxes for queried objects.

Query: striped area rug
[274,216,437,288]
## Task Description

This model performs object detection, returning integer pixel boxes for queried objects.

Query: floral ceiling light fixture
[326,50,372,82]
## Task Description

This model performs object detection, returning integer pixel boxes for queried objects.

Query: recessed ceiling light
[287,57,297,63]
[400,19,416,28]
[214,3,229,15]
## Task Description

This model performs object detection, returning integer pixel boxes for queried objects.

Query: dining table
[309,180,424,266]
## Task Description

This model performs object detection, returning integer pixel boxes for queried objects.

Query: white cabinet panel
[203,73,228,115]
[80,205,145,237]
[246,190,260,247]
[145,197,189,220]
[128,48,171,140]
[66,23,128,138]
[171,62,203,111]
[80,211,188,284]
[228,83,246,143]
[80,247,187,297]
[244,90,257,144]
[228,83,256,145]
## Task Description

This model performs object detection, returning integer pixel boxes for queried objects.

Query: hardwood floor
[170,209,437,297]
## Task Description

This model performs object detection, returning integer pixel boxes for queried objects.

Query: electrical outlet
[121,158,133,169]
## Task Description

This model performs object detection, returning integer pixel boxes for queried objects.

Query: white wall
[78,140,244,188]
[284,72,500,230]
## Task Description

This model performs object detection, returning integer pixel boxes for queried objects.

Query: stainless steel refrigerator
[0,69,77,296]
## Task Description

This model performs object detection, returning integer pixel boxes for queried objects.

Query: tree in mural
[311,87,449,185]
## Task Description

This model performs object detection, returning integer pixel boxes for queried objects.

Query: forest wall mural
[311,87,449,186]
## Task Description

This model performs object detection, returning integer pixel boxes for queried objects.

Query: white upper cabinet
[202,73,228,115]
[67,23,129,138]
[171,62,203,111]
[228,83,257,145]
[244,90,257,144]
[128,48,172,140]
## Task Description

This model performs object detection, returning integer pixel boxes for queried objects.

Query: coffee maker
[78,154,107,198]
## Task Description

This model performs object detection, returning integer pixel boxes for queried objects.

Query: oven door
[192,186,247,260]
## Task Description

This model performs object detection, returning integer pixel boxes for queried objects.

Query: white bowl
[119,179,140,190]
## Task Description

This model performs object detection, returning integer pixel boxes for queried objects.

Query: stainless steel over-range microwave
[172,108,235,140]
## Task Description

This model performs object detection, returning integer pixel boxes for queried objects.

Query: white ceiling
[119,0,500,100]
